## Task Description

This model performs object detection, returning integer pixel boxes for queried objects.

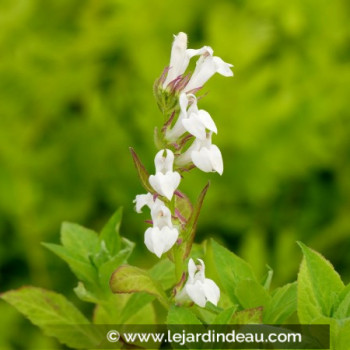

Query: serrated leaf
[42,243,98,286]
[297,242,344,322]
[110,265,169,308]
[235,279,271,310]
[61,222,99,257]
[42,223,100,287]
[129,147,154,193]
[183,182,210,259]
[167,305,202,325]
[264,282,297,323]
[211,239,257,304]
[99,207,123,255]
[1,287,100,349]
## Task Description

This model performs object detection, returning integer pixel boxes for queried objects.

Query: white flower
[166,93,217,142]
[163,33,210,88]
[185,50,233,92]
[176,132,223,175]
[182,96,217,140]
[180,258,220,307]
[149,149,181,200]
[165,92,190,141]
[133,193,164,213]
[144,202,179,258]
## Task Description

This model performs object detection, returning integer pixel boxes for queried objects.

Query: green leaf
[42,243,98,286]
[211,239,257,304]
[297,242,344,322]
[212,306,237,324]
[99,207,123,255]
[264,282,297,323]
[334,284,350,319]
[235,279,271,310]
[109,265,169,308]
[129,147,154,193]
[231,307,263,324]
[74,282,100,303]
[261,265,274,290]
[183,182,210,259]
[167,305,202,325]
[98,238,135,292]
[61,222,99,257]
[149,258,176,290]
[333,319,350,350]
[119,259,175,323]
[119,293,155,323]
[1,287,100,349]
[93,293,156,324]
[43,222,101,286]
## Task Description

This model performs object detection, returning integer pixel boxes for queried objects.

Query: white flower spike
[144,202,179,258]
[163,33,211,89]
[149,149,181,200]
[183,258,220,307]
[176,132,223,175]
[185,50,233,92]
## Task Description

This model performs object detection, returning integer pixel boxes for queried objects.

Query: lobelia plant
[1,32,350,350]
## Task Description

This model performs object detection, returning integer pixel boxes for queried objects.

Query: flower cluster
[132,32,233,308]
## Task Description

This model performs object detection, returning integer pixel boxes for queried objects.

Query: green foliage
[264,283,297,324]
[211,239,257,304]
[297,242,344,322]
[297,242,350,349]
[109,264,169,308]
[1,287,100,349]
[2,210,350,350]
[211,239,296,325]
[167,305,202,325]
[42,208,133,300]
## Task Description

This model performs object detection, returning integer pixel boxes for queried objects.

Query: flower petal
[191,147,214,173]
[197,110,217,134]
[185,281,207,307]
[203,278,220,306]
[182,113,206,140]
[133,193,153,213]
[151,202,173,228]
[144,226,178,258]
[209,145,224,175]
[163,32,188,87]
[213,56,234,77]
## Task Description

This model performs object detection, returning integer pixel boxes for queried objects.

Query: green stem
[174,246,183,282]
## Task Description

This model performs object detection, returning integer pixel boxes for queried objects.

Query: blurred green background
[0,0,350,348]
